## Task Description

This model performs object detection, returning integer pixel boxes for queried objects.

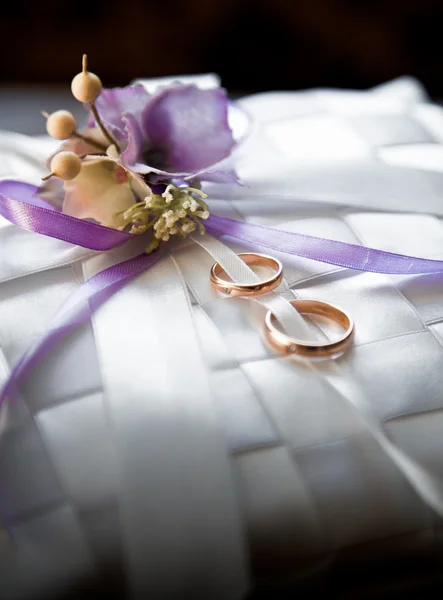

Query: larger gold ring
[210,253,283,297]
[263,299,354,358]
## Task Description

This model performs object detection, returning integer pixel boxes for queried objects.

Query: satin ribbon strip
[85,253,248,598]
[318,362,443,518]
[0,250,163,407]
[205,214,443,275]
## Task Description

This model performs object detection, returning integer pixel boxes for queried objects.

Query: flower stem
[89,102,120,153]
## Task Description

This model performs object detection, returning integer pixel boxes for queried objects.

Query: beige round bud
[46,110,77,140]
[71,71,102,103]
[50,151,82,180]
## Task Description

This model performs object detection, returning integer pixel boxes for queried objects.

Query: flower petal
[124,159,242,186]
[63,157,136,229]
[183,167,243,185]
[38,176,65,210]
[89,85,151,140]
[120,112,145,165]
[141,85,235,172]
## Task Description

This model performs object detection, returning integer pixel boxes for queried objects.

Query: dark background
[1,0,443,94]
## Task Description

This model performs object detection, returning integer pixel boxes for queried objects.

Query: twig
[89,102,120,152]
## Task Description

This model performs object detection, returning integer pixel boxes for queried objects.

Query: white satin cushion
[1,76,443,598]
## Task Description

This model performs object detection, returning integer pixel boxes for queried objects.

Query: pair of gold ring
[210,253,354,358]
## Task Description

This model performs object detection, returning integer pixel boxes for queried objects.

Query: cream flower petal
[62,157,136,229]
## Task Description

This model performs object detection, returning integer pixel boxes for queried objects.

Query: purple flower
[88,83,237,183]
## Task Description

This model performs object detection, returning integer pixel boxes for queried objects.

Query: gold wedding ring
[263,299,354,358]
[210,253,283,297]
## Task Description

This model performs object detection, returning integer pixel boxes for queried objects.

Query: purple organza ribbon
[2,179,443,404]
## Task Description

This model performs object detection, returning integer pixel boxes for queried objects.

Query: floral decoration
[39,54,237,252]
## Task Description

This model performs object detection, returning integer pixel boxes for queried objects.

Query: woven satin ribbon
[3,178,443,404]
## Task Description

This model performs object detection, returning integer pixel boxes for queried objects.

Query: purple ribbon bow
[2,179,443,405]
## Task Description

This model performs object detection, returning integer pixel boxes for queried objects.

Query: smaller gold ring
[263,299,354,358]
[210,253,283,297]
